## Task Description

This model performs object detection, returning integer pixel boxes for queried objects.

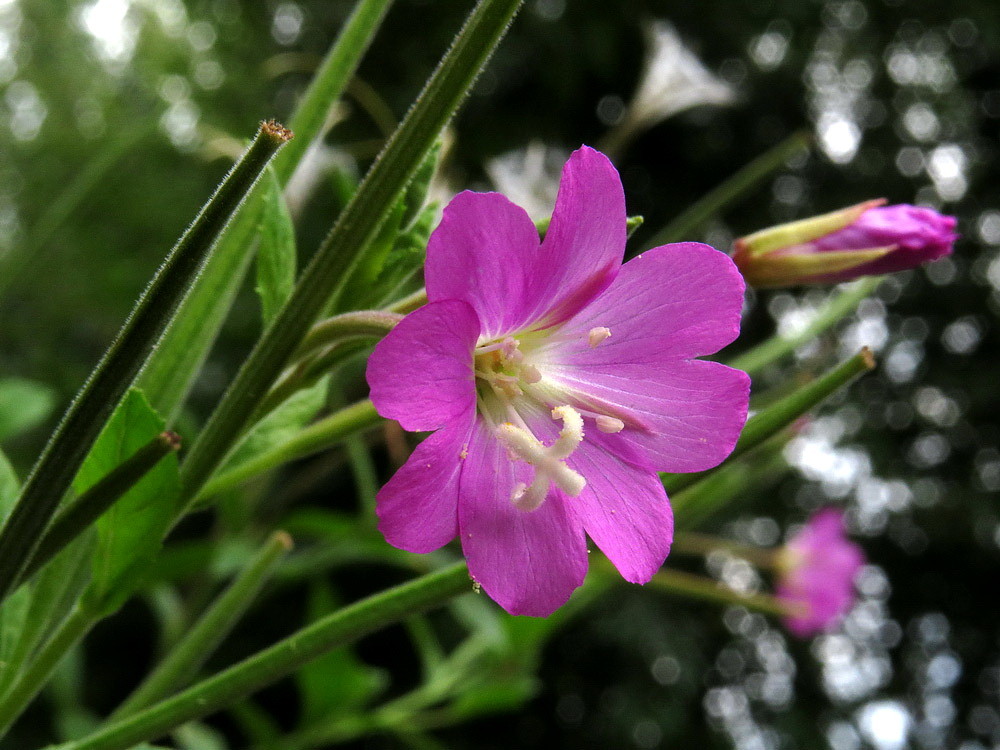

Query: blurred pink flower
[777,508,865,637]
[367,146,750,616]
[734,200,957,287]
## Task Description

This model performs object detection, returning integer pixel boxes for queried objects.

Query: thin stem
[196,400,381,503]
[646,567,797,618]
[643,131,811,249]
[0,123,291,604]
[270,0,395,185]
[727,277,881,376]
[294,310,401,360]
[671,531,777,569]
[0,605,95,735]
[385,288,428,315]
[256,339,370,418]
[15,432,181,587]
[112,532,293,719]
[54,563,472,750]
[178,0,524,513]
[663,348,875,496]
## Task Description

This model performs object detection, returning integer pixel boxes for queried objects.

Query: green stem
[54,563,472,750]
[270,0,395,185]
[294,310,401,360]
[15,433,181,588]
[386,288,428,315]
[178,0,524,513]
[727,277,881,376]
[646,567,796,618]
[0,123,291,605]
[663,348,875,496]
[196,400,381,502]
[643,131,811,249]
[112,532,293,719]
[256,339,371,418]
[0,605,95,735]
[137,0,394,421]
[671,531,777,569]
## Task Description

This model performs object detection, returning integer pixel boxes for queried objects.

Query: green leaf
[0,449,19,520]
[136,193,265,424]
[76,390,180,614]
[254,167,297,327]
[0,377,57,442]
[296,581,385,723]
[219,375,329,474]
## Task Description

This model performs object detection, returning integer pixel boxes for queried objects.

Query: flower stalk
[663,347,875,496]
[112,531,293,719]
[51,563,472,750]
[0,122,291,605]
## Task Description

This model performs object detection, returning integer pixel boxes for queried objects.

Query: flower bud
[733,200,957,287]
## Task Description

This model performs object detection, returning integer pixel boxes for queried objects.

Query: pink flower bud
[733,201,958,288]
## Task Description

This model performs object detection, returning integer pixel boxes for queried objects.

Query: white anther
[550,406,585,459]
[520,363,542,384]
[499,336,521,359]
[595,415,625,433]
[495,406,587,511]
[587,326,612,348]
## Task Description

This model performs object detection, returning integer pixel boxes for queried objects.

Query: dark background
[1,0,998,748]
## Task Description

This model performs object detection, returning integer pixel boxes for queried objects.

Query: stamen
[595,415,625,433]
[495,406,587,511]
[587,326,612,347]
[520,363,542,384]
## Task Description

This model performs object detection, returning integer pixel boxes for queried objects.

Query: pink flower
[366,146,750,616]
[733,200,957,287]
[776,508,865,637]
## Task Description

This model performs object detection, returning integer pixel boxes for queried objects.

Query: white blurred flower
[623,21,735,133]
[484,141,567,223]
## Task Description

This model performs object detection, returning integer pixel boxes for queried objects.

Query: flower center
[496,406,587,511]
[473,336,541,399]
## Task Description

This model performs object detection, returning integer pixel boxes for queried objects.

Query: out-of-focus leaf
[173,721,230,750]
[50,639,100,740]
[76,389,180,614]
[296,581,386,723]
[218,375,329,473]
[0,377,57,442]
[254,167,297,327]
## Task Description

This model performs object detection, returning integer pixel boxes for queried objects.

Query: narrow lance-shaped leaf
[76,390,180,615]
[254,167,297,327]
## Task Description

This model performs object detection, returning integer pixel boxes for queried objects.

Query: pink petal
[366,300,479,432]
[424,191,541,338]
[544,243,745,364]
[546,359,750,473]
[457,420,588,616]
[565,431,673,584]
[523,146,627,327]
[375,416,474,553]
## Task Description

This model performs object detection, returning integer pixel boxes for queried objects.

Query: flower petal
[566,431,673,584]
[523,146,627,327]
[366,299,479,432]
[424,191,541,338]
[457,420,588,616]
[546,359,750,473]
[542,243,745,364]
[375,416,474,554]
